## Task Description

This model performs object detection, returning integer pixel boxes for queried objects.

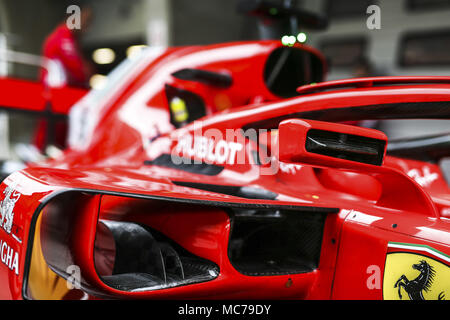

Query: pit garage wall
[304,0,450,79]
[0,0,68,79]
[170,0,259,45]
[82,0,171,47]
[301,0,450,145]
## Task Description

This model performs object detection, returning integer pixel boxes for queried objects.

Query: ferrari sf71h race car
[0,39,449,300]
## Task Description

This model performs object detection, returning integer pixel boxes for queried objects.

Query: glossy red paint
[0,40,448,299]
[38,192,335,299]
[0,78,86,114]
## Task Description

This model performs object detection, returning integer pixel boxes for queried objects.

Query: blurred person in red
[40,4,93,88]
[35,4,94,153]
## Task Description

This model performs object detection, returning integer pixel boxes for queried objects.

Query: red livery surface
[0,40,448,300]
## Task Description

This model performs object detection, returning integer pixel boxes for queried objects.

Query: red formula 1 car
[0,39,449,300]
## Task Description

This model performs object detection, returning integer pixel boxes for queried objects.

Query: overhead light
[89,74,108,90]
[297,32,307,43]
[126,45,148,59]
[281,35,296,47]
[92,48,116,65]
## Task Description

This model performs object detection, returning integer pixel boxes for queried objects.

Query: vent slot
[172,68,232,88]
[306,129,386,166]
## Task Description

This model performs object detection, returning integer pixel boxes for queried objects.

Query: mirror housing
[278,119,388,171]
[277,119,438,217]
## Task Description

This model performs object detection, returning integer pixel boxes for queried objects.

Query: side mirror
[278,119,387,171]
[277,119,438,217]
[278,119,438,217]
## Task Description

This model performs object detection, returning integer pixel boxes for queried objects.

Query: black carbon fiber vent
[228,210,327,276]
[306,129,386,166]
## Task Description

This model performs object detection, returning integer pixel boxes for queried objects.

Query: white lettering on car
[174,134,243,165]
[0,240,19,275]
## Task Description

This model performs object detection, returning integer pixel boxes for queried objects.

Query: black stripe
[144,154,224,176]
[172,181,278,200]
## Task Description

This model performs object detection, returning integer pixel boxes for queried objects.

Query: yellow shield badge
[383,242,449,300]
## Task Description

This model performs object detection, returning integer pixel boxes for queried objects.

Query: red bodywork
[0,77,87,150]
[0,40,448,300]
[0,78,86,115]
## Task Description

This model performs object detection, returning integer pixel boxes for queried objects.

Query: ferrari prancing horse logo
[383,242,449,300]
[394,260,444,300]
